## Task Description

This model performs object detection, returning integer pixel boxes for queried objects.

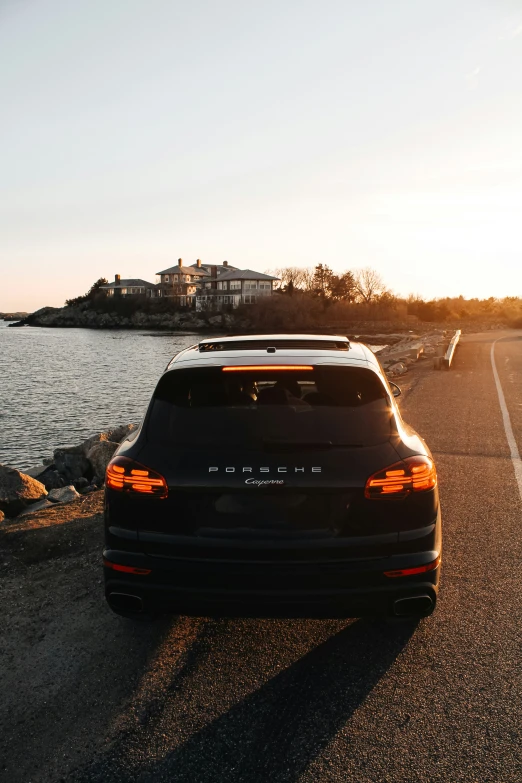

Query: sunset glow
[1,0,522,310]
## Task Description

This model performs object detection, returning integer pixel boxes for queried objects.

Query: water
[0,322,205,470]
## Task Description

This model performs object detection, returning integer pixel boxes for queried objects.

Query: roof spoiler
[198,338,351,353]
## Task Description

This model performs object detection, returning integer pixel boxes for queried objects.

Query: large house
[195,269,278,310]
[100,275,155,297]
[155,259,210,306]
[102,261,279,309]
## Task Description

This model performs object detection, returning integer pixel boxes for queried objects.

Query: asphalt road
[1,329,522,783]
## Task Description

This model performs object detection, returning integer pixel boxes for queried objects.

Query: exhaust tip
[108,592,144,613]
[393,594,433,617]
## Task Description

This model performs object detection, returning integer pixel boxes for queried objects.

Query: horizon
[1,0,522,311]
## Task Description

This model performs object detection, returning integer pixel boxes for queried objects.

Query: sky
[1,0,522,311]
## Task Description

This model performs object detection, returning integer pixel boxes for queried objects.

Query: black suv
[103,335,441,620]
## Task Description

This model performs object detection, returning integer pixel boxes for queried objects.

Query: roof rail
[198,338,351,352]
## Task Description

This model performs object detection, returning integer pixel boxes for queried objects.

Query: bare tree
[354,268,388,304]
[299,267,315,291]
[268,267,315,294]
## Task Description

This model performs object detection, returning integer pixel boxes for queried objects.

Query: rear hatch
[134,364,407,559]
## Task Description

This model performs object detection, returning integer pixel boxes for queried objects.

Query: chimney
[178,258,183,268]
[223,260,228,267]
[196,259,202,268]
[115,274,121,285]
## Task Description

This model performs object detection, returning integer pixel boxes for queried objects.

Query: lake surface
[0,322,204,470]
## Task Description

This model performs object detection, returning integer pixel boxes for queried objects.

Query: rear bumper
[103,551,441,619]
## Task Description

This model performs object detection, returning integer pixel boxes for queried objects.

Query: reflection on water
[0,322,207,469]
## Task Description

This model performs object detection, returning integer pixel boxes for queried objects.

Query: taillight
[365,456,437,499]
[106,456,168,498]
[384,555,441,578]
[103,557,151,575]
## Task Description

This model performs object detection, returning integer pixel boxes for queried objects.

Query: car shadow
[75,616,417,783]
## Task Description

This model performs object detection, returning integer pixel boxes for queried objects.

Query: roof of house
[189,263,238,274]
[156,265,209,276]
[214,269,279,282]
[100,279,154,289]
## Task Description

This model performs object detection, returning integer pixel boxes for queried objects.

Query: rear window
[147,366,394,448]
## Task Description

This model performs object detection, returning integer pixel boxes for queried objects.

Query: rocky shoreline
[9,304,238,331]
[372,330,452,376]
[8,303,509,336]
[0,311,29,321]
[0,423,137,521]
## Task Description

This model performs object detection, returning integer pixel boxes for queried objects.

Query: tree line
[260,264,522,327]
[268,265,391,305]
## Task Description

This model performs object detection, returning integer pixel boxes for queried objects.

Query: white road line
[491,338,522,501]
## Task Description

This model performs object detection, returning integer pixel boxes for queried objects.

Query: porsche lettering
[208,466,322,473]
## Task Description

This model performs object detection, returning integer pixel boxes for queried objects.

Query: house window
[244,295,257,304]
[245,282,258,290]
[230,280,241,290]
[259,282,271,290]
[164,275,169,282]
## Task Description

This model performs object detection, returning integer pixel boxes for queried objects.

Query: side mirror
[389,382,402,398]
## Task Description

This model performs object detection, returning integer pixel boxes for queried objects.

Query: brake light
[222,365,313,372]
[103,557,151,575]
[384,555,441,578]
[106,456,168,498]
[365,456,437,499]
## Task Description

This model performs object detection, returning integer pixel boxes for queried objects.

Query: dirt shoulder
[0,491,104,572]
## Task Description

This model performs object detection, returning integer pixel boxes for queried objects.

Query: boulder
[80,431,111,455]
[74,477,90,491]
[24,465,49,479]
[86,441,120,478]
[18,499,54,516]
[0,465,48,517]
[106,423,137,443]
[48,485,81,504]
[53,446,91,482]
[387,362,408,377]
[80,424,137,455]
[81,484,98,494]
[40,469,66,490]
